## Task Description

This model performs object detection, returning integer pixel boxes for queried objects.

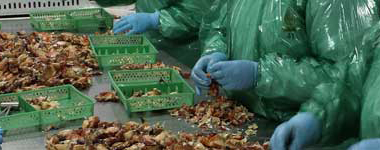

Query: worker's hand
[191,52,227,95]
[208,60,258,90]
[270,112,321,150]
[113,11,160,35]
[348,139,380,150]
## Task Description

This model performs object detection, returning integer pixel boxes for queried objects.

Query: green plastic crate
[108,68,195,113]
[89,35,158,70]
[30,8,113,32]
[0,93,40,130]
[19,85,94,125]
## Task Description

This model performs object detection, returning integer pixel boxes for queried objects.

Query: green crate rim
[20,85,94,110]
[30,7,108,16]
[108,68,189,86]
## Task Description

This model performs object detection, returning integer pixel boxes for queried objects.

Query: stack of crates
[89,33,194,114]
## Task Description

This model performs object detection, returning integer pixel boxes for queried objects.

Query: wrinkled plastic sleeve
[299,0,379,145]
[199,0,228,56]
[158,0,213,39]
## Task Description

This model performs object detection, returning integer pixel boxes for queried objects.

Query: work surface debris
[0,32,101,94]
[169,96,254,131]
[95,91,120,102]
[46,116,269,150]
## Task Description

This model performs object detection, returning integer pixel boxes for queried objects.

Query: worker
[347,20,380,149]
[113,0,216,67]
[193,0,380,149]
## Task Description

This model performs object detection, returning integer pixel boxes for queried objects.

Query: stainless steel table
[0,18,277,150]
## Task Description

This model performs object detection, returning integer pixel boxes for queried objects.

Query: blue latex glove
[348,139,380,150]
[270,112,321,150]
[0,128,3,144]
[208,60,258,90]
[191,52,227,95]
[113,11,160,35]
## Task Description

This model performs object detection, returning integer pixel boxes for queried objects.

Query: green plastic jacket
[137,0,214,39]
[360,21,380,139]
[200,0,380,146]
[135,0,215,67]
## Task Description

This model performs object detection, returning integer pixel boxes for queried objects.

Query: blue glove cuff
[349,139,380,150]
[150,11,160,29]
[0,128,2,144]
[252,62,259,88]
[210,52,227,60]
[254,63,262,89]
[297,112,322,142]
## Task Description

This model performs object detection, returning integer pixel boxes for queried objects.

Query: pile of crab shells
[169,96,254,131]
[95,91,120,102]
[46,116,269,150]
[0,31,101,94]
